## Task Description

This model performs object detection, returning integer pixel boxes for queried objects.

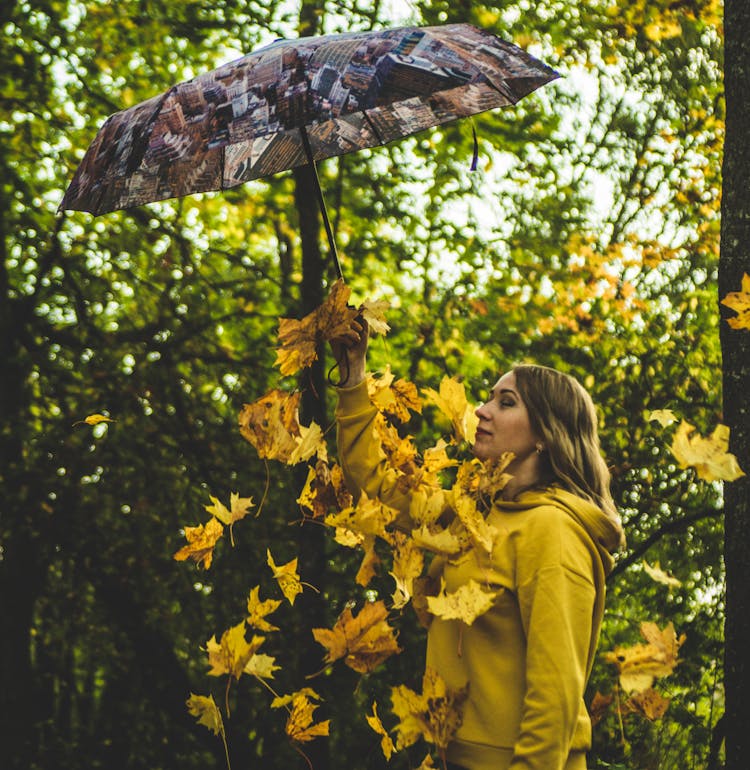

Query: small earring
[535,443,544,454]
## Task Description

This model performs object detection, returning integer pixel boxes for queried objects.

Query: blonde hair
[512,364,625,548]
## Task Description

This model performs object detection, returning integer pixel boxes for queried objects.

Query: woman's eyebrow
[498,388,517,396]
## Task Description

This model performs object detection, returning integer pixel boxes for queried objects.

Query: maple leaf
[246,585,282,632]
[356,535,381,587]
[287,420,327,466]
[374,414,420,473]
[426,578,498,625]
[361,297,391,335]
[391,667,468,752]
[186,693,225,737]
[605,621,685,693]
[205,492,254,526]
[670,420,745,482]
[173,517,224,569]
[642,560,682,589]
[411,523,466,557]
[244,652,280,680]
[624,687,671,721]
[390,531,425,609]
[312,600,401,673]
[205,492,254,546]
[366,701,395,760]
[267,549,304,605]
[449,472,500,555]
[588,691,613,727]
[272,688,330,744]
[367,367,422,423]
[297,460,353,519]
[206,622,264,679]
[275,279,358,376]
[325,490,399,543]
[721,272,750,329]
[408,487,449,527]
[422,376,479,444]
[238,390,300,461]
[647,409,678,428]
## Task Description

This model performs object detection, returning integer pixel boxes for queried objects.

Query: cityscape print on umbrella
[61,24,559,215]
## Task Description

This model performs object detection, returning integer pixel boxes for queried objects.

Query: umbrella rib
[299,125,344,281]
[362,110,385,146]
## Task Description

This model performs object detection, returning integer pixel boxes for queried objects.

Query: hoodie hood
[496,486,621,574]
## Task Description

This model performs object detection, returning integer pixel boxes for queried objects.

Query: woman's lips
[475,427,491,437]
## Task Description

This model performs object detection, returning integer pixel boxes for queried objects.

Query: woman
[331,319,624,770]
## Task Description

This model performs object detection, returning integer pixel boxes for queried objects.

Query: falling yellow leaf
[355,535,381,587]
[238,389,301,461]
[410,523,466,557]
[642,560,681,589]
[206,622,264,679]
[647,409,678,428]
[272,689,330,743]
[186,693,225,736]
[391,667,468,752]
[244,652,280,679]
[173,517,224,569]
[422,376,479,443]
[205,492,254,526]
[449,470,500,554]
[80,413,114,426]
[267,549,304,605]
[366,701,395,760]
[312,600,401,673]
[361,297,391,335]
[287,420,327,465]
[297,460,353,519]
[367,367,422,422]
[426,578,498,625]
[605,621,685,693]
[390,532,425,610]
[670,420,745,482]
[721,273,750,329]
[246,585,282,632]
[325,490,399,543]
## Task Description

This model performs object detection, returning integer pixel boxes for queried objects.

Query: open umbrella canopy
[60,23,559,218]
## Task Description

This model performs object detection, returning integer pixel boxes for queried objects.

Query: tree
[720,1,750,768]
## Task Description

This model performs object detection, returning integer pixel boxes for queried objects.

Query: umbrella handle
[299,126,344,281]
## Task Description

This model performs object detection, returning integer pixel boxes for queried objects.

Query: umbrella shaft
[299,126,343,281]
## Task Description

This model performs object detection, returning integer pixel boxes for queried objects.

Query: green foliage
[0,1,725,769]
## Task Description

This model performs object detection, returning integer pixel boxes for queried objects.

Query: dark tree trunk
[289,3,331,767]
[720,2,750,769]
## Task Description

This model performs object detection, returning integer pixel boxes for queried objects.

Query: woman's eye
[500,399,515,407]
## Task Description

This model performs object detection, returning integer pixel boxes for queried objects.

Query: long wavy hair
[512,364,625,548]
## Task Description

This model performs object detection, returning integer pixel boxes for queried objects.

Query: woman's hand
[329,315,369,387]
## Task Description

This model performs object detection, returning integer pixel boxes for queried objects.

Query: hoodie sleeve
[336,381,413,525]
[509,505,598,770]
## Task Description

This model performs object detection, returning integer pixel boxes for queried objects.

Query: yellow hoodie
[336,381,621,770]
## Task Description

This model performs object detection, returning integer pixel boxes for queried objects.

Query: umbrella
[60,23,559,278]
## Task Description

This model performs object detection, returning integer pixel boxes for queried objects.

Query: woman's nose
[475,403,488,419]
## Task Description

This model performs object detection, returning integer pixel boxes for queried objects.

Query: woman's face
[473,371,541,463]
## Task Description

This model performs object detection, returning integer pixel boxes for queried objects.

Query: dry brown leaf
[312,600,401,673]
[275,279,358,376]
[588,691,613,727]
[238,389,300,461]
[391,667,468,752]
[625,687,671,720]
